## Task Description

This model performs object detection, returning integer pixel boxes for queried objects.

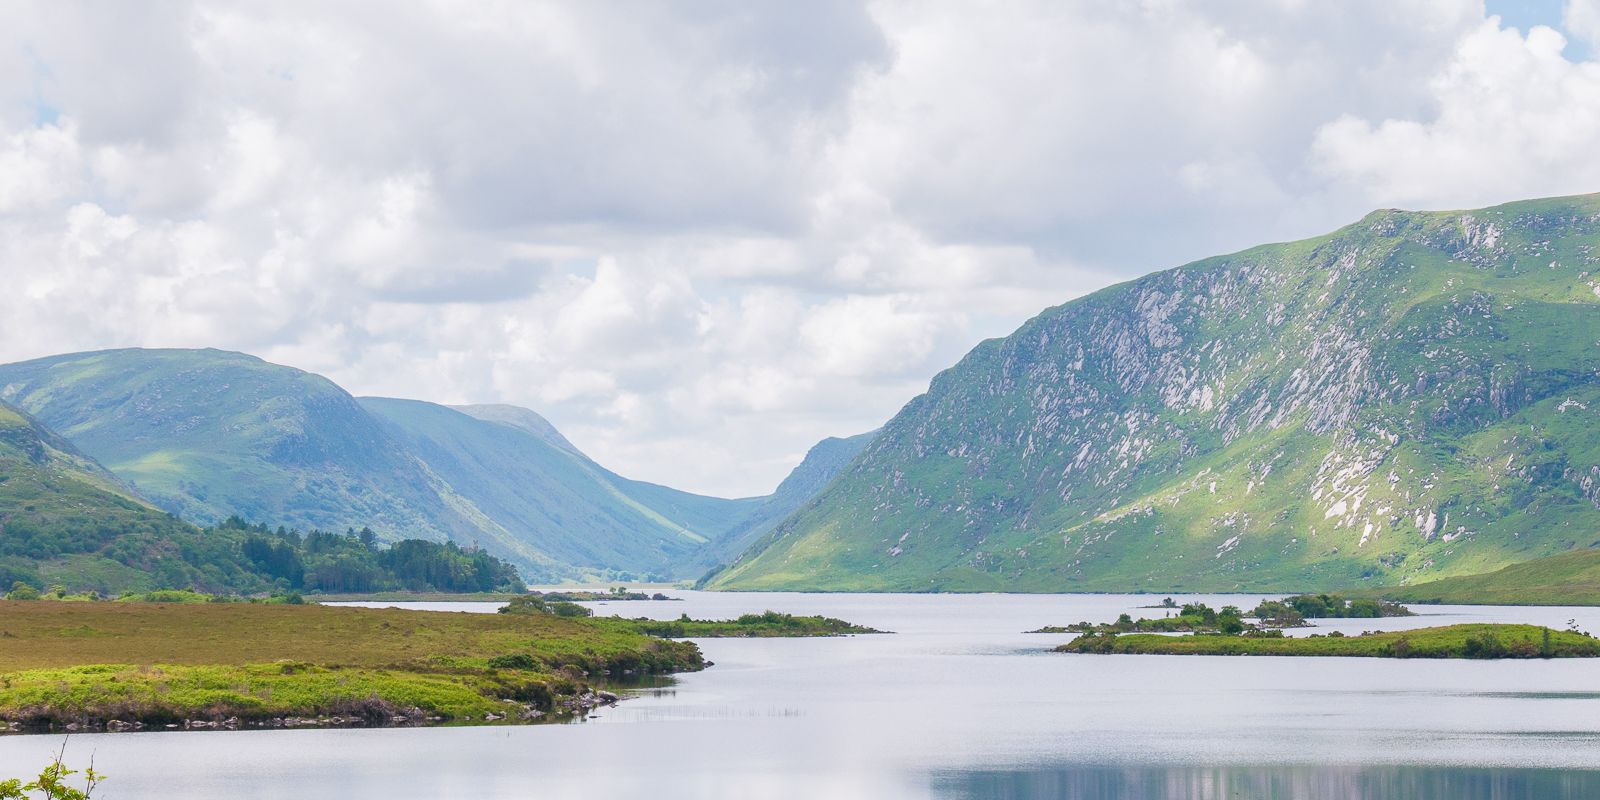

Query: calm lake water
[6,592,1600,799]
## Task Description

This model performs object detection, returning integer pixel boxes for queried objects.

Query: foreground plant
[0,745,104,800]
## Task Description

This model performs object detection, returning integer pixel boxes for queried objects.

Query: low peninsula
[1057,623,1600,659]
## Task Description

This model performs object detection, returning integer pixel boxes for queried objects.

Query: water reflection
[938,765,1600,800]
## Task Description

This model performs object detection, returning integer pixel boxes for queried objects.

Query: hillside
[0,348,834,583]
[0,400,215,591]
[1,400,528,596]
[361,397,758,580]
[713,193,1600,592]
[0,349,568,573]
[694,431,876,576]
[1369,548,1600,606]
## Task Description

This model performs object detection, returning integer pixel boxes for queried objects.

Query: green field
[1368,548,1600,606]
[1056,624,1600,658]
[0,600,702,729]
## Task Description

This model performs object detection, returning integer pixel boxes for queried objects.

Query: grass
[0,600,703,729]
[710,193,1600,595]
[1055,624,1600,658]
[1365,548,1600,606]
[624,611,883,638]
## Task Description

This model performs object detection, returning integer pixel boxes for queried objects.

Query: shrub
[4,582,40,601]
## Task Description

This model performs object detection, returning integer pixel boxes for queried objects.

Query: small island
[1056,623,1600,659]
[1030,595,1413,636]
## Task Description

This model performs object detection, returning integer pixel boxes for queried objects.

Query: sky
[2,1,1600,498]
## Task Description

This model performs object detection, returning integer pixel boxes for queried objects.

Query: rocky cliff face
[714,193,1600,592]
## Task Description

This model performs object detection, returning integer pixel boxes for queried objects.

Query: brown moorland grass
[0,600,683,671]
[0,600,703,730]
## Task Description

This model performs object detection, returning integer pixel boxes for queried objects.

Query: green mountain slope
[1367,548,1600,606]
[0,400,251,592]
[695,431,876,575]
[714,193,1600,593]
[360,397,759,579]
[0,349,783,582]
[0,349,552,570]
[451,403,584,456]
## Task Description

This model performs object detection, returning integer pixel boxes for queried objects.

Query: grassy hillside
[0,349,521,560]
[2,402,527,597]
[715,193,1600,593]
[362,397,758,579]
[0,349,776,582]
[0,400,244,592]
[1369,548,1600,606]
[693,431,875,577]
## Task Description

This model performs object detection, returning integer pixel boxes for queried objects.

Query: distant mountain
[713,193,1600,593]
[452,403,584,456]
[0,349,558,569]
[361,397,759,579]
[0,348,809,582]
[694,431,875,578]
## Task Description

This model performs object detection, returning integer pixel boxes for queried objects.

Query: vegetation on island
[1249,594,1413,626]
[0,600,703,732]
[533,588,676,602]
[1031,597,1413,636]
[500,597,881,637]
[1032,603,1257,635]
[0,593,881,732]
[1057,623,1600,659]
[1365,548,1600,606]
[622,610,883,638]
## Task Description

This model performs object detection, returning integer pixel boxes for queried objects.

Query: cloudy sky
[3,1,1599,497]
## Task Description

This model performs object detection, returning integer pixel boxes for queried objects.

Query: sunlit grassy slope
[716,193,1600,592]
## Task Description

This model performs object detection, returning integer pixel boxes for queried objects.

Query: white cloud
[1568,0,1600,52]
[0,1,1596,496]
[1312,19,1600,209]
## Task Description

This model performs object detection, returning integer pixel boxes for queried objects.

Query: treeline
[0,513,524,597]
[225,517,526,594]
[1251,594,1412,626]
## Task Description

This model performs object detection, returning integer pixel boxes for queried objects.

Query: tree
[5,581,40,601]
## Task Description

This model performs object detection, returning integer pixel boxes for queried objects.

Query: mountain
[0,348,775,582]
[694,431,876,577]
[712,193,1600,593]
[451,403,584,456]
[360,397,759,580]
[0,348,556,569]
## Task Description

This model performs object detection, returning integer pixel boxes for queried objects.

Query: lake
[5,592,1600,799]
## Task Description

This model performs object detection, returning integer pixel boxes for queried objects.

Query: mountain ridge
[713,192,1600,592]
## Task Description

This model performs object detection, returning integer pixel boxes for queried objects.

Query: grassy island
[1056,624,1600,659]
[624,610,883,638]
[0,600,701,732]
[0,598,881,733]
[1031,597,1412,637]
